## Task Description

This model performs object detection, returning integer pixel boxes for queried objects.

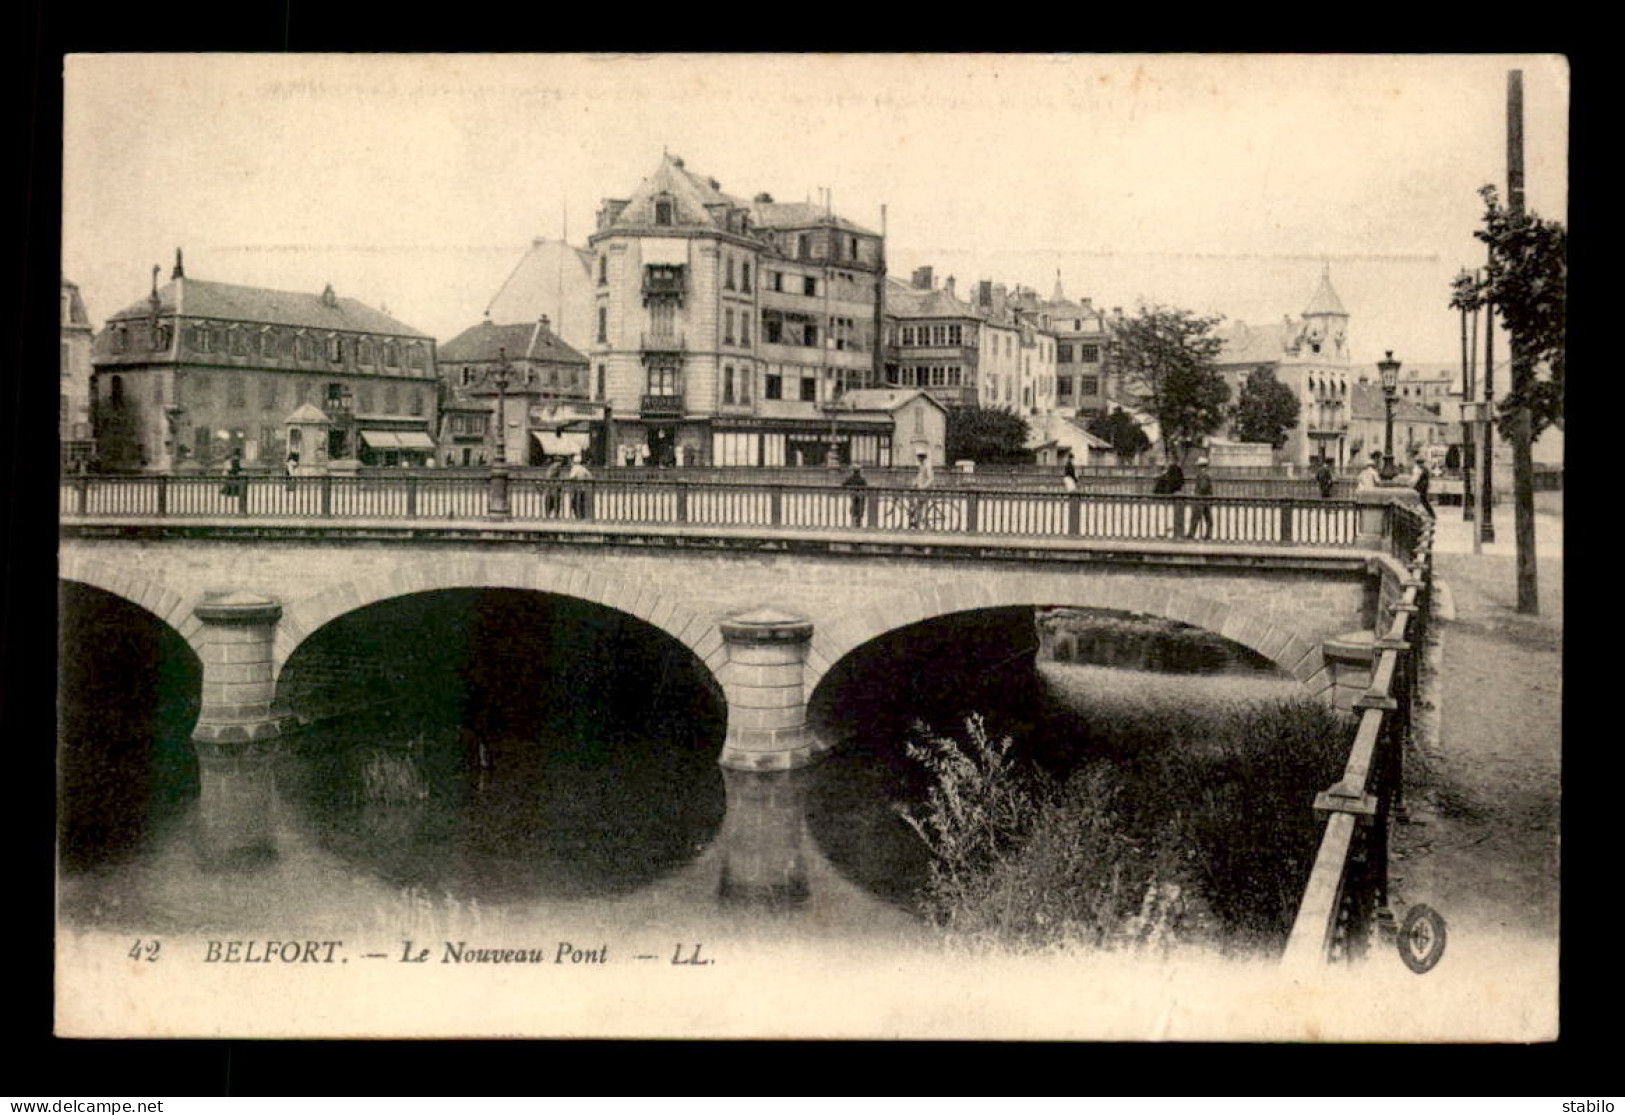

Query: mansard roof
[751,200,877,237]
[438,318,588,365]
[106,276,431,338]
[601,153,750,232]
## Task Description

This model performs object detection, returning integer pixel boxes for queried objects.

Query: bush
[902,697,1348,956]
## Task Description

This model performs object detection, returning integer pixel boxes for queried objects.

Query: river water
[58,592,1300,951]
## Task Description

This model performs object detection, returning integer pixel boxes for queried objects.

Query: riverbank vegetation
[901,692,1349,957]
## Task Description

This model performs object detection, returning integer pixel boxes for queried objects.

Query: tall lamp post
[488,346,514,518]
[821,392,852,470]
[1377,350,1401,480]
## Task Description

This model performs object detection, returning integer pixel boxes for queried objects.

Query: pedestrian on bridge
[1409,450,1435,519]
[1186,457,1214,540]
[1356,451,1383,492]
[1314,456,1335,499]
[841,463,868,526]
[542,456,564,517]
[1062,454,1079,492]
[1153,458,1186,537]
[567,454,593,519]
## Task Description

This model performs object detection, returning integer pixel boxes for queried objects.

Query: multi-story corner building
[436,315,599,467]
[61,278,96,467]
[587,153,898,469]
[1211,268,1363,467]
[91,252,439,471]
[482,238,598,356]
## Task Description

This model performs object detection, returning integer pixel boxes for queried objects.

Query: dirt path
[1392,515,1561,947]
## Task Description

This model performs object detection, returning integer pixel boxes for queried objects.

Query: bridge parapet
[1283,506,1436,968]
[61,473,1378,550]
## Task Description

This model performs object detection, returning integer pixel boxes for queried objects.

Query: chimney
[321,283,337,308]
[911,265,934,290]
[171,248,185,280]
[944,275,956,299]
[978,280,993,307]
[754,192,774,203]
[539,315,551,333]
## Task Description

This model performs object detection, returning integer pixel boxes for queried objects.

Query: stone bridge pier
[717,608,825,772]
[189,592,286,868]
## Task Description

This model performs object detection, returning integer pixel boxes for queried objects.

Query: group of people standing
[1150,456,1216,540]
[1354,449,1435,517]
[539,455,594,518]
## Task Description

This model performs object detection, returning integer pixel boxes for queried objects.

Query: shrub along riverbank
[902,686,1349,957]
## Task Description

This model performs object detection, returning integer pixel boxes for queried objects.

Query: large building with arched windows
[91,252,439,471]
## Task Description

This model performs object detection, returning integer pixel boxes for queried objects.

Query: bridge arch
[804,576,1331,708]
[271,553,728,693]
[58,554,203,659]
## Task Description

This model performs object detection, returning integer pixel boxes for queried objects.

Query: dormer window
[654,198,674,226]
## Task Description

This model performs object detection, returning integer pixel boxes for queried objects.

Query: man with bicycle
[908,449,934,528]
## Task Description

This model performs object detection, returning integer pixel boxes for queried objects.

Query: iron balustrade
[61,473,1367,546]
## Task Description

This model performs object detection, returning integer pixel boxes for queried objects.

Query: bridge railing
[1282,505,1434,967]
[61,473,1368,547]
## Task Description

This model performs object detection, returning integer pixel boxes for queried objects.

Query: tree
[1450,182,1566,616]
[1450,185,1566,439]
[1086,406,1152,462]
[1229,366,1301,450]
[945,405,1031,463]
[1108,305,1231,459]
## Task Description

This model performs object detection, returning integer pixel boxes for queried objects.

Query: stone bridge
[60,495,1418,863]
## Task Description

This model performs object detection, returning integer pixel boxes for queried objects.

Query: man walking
[1410,450,1435,518]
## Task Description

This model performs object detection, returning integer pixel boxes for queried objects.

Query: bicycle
[881,489,953,531]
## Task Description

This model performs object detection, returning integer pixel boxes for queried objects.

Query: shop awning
[532,430,591,456]
[641,238,689,266]
[360,431,402,449]
[394,432,436,450]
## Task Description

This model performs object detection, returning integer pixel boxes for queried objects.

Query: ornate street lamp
[488,346,514,518]
[1377,349,1401,480]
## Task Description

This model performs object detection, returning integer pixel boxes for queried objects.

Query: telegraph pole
[1458,274,1475,523]
[1480,297,1495,543]
[1507,68,1539,613]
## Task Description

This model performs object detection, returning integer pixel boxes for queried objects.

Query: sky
[62,53,1568,367]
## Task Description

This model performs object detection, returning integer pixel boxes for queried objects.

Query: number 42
[128,939,161,962]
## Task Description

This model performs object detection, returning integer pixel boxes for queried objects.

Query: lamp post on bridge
[488,346,514,519]
[1377,350,1401,481]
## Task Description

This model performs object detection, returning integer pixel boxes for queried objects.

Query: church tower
[1299,263,1350,363]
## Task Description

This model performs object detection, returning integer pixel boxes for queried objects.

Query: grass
[901,693,1350,957]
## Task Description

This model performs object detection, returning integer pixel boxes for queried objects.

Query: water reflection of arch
[269,555,727,702]
[804,579,1327,715]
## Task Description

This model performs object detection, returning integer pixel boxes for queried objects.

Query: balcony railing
[641,394,684,416]
[640,333,687,353]
[642,274,687,297]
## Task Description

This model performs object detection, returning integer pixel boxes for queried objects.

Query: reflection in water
[283,712,727,903]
